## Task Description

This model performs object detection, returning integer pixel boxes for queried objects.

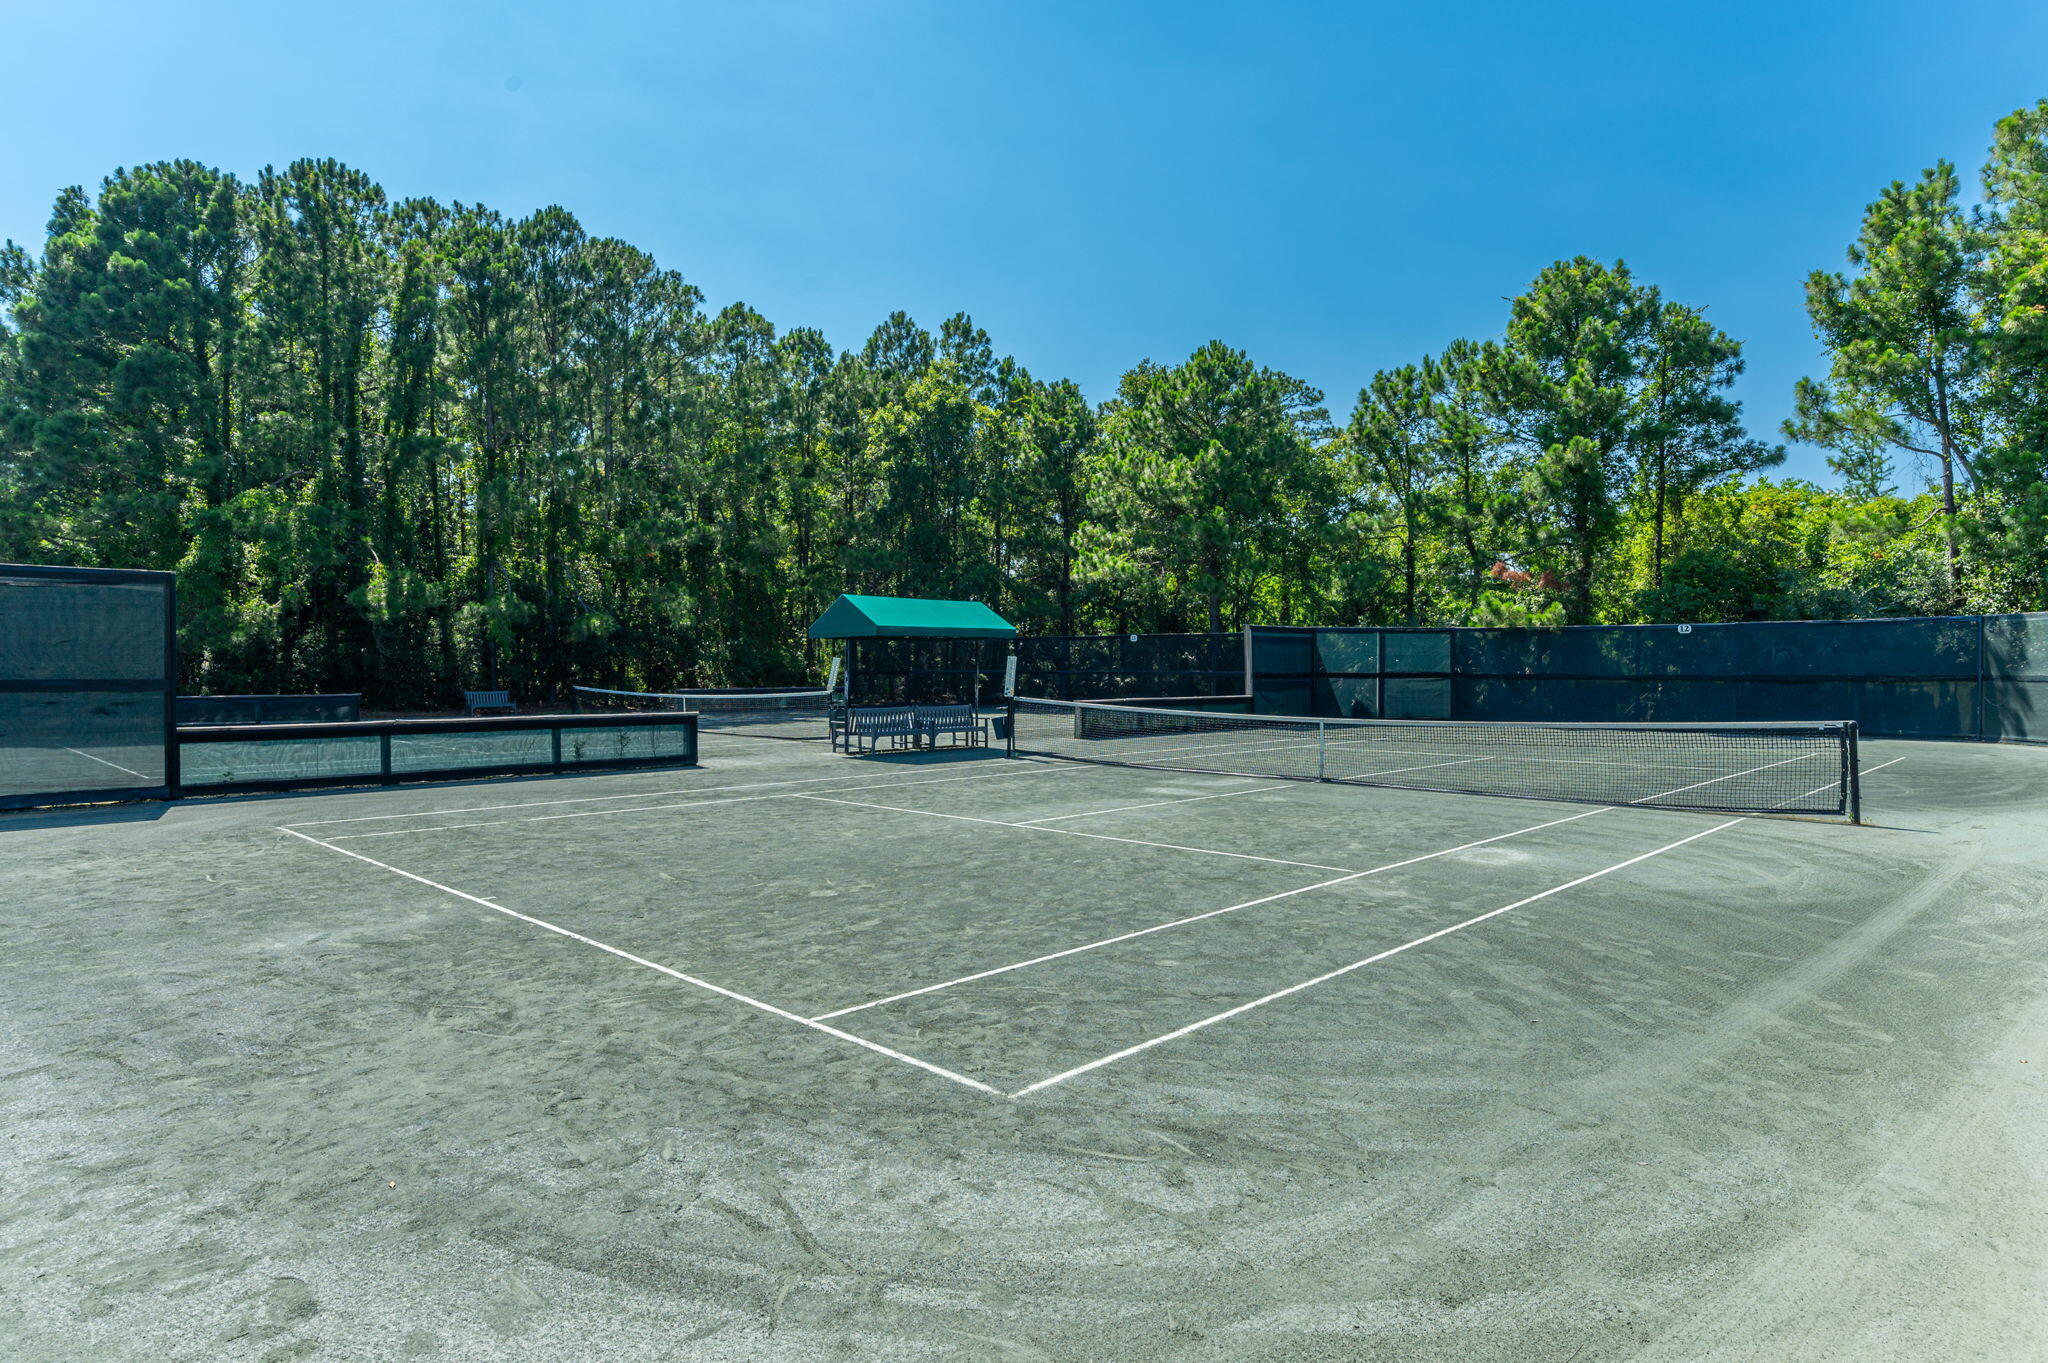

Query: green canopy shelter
[808,594,1017,640]
[807,595,1017,704]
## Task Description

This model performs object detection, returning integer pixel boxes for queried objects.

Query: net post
[1316,721,1327,781]
[1844,721,1862,824]
[1005,696,1019,758]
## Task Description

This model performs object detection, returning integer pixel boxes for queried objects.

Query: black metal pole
[162,574,181,798]
[1845,721,1862,825]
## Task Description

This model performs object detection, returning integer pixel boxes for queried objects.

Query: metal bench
[917,704,988,749]
[463,689,515,716]
[843,705,923,754]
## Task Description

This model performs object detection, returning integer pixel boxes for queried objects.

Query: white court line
[1010,816,1747,1098]
[811,806,1613,1021]
[1029,722,1754,778]
[64,747,152,781]
[316,763,1109,841]
[275,826,1001,1096]
[794,793,1361,873]
[1017,755,1502,826]
[1631,751,1824,803]
[1334,755,1497,782]
[281,757,1101,829]
[1771,754,1906,810]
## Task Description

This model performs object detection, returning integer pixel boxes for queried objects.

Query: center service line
[1009,816,1748,1098]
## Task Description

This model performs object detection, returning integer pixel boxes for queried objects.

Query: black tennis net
[573,685,836,740]
[1007,697,1860,818]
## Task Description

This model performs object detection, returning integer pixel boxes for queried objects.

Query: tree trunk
[1939,431,1960,588]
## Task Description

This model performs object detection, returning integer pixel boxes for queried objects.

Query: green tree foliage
[1081,341,1335,633]
[1467,259,1780,622]
[1787,163,1981,590]
[2,108,2044,709]
[1972,100,2048,604]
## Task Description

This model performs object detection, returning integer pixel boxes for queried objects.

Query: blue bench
[918,704,988,749]
[463,690,514,716]
[843,706,923,754]
[841,704,990,754]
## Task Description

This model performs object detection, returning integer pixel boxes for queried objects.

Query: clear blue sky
[6,0,2045,484]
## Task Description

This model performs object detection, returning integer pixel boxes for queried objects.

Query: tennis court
[3,729,2044,1360]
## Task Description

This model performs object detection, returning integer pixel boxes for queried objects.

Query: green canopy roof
[808,594,1017,640]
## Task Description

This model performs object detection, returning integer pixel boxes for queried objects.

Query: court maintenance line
[276,826,1001,1096]
[1009,816,1749,1098]
[63,747,153,780]
[810,805,1613,1021]
[309,762,1116,841]
[793,793,1363,873]
[1014,780,1279,824]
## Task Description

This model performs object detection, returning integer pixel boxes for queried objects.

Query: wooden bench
[843,705,923,754]
[918,704,988,749]
[463,690,515,716]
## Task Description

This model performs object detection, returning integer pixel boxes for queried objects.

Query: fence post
[1975,614,1987,740]
[1845,722,1862,825]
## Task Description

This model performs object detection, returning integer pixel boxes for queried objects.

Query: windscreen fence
[1247,615,2048,742]
[1,564,177,810]
[177,712,697,794]
[848,633,1246,705]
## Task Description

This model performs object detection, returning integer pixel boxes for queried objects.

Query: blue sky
[6,0,2045,484]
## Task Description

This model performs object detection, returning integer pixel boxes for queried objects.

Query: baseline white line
[1010,816,1747,1097]
[317,763,1110,841]
[810,806,1613,1021]
[281,757,1103,828]
[64,747,152,780]
[275,827,1002,1096]
[793,793,1360,873]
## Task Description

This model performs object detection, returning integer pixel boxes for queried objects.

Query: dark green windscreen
[852,633,1246,705]
[1248,615,2048,742]
[1,569,174,808]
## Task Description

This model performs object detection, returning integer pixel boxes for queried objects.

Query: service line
[793,792,1362,873]
[811,805,1612,1021]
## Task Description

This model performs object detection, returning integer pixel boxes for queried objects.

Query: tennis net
[573,685,837,740]
[1007,696,1860,818]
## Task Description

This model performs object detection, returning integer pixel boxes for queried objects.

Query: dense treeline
[1,102,2044,706]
